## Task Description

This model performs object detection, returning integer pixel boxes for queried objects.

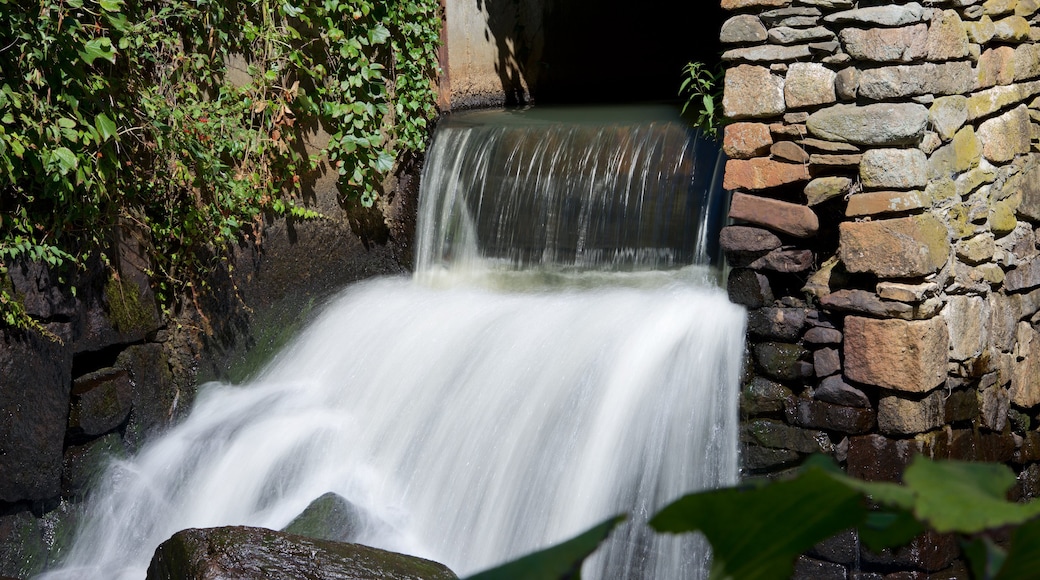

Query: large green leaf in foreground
[463,515,625,580]
[650,468,865,580]
[901,457,1040,534]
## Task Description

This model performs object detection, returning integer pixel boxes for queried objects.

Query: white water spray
[41,107,744,580]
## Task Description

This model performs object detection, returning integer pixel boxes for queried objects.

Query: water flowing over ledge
[41,106,744,580]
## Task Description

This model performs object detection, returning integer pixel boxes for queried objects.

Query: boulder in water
[282,492,365,543]
[145,526,457,580]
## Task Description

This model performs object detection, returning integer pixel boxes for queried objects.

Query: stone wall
[720,0,1040,575]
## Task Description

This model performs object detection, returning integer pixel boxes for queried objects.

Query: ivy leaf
[368,24,390,44]
[52,147,78,174]
[372,150,394,173]
[95,113,117,140]
[79,37,116,65]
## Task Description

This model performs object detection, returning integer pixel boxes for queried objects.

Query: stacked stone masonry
[722,0,1040,576]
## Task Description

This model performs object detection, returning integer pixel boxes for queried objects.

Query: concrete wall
[720,1,1040,576]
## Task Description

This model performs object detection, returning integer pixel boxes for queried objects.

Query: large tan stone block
[723,123,772,159]
[844,316,949,393]
[784,63,837,108]
[724,65,785,119]
[839,214,950,278]
[977,105,1031,163]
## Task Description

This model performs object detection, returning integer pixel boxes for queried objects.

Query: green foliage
[470,456,1040,580]
[0,0,441,331]
[679,61,723,139]
[463,516,626,580]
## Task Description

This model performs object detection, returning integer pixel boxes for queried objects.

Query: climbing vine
[0,0,441,329]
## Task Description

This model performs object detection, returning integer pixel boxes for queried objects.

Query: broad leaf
[650,468,866,580]
[463,515,626,580]
[79,37,116,65]
[964,536,1007,580]
[903,457,1040,534]
[994,517,1040,580]
[95,113,117,140]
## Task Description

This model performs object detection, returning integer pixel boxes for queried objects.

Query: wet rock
[67,368,134,440]
[754,342,811,381]
[980,384,1010,431]
[847,434,922,482]
[0,328,73,503]
[119,344,179,452]
[785,396,876,434]
[944,388,981,424]
[742,444,801,472]
[743,419,833,454]
[727,268,774,308]
[62,433,126,498]
[720,226,782,267]
[792,555,846,580]
[146,526,457,580]
[283,493,367,543]
[748,249,814,273]
[748,307,807,341]
[742,376,794,414]
[844,316,949,394]
[815,376,871,408]
[861,530,959,573]
[808,528,859,566]
[1019,463,1040,498]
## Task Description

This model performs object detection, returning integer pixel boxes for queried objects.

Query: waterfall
[39,106,745,580]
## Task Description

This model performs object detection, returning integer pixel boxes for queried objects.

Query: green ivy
[0,0,441,331]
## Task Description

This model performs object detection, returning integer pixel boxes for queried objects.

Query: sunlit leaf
[903,457,1040,534]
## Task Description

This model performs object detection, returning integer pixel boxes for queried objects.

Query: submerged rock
[146,526,457,580]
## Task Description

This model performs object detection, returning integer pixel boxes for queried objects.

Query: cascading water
[40,106,745,580]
